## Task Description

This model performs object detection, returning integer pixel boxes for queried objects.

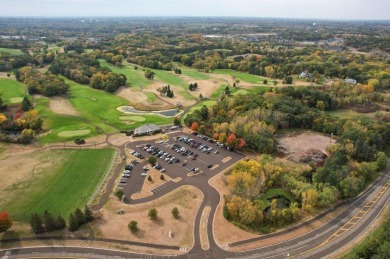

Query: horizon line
[0,15,389,22]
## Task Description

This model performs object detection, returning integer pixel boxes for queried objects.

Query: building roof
[134,124,161,135]
[345,78,357,84]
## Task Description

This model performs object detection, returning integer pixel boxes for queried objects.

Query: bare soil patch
[49,96,78,116]
[144,82,197,107]
[200,206,211,250]
[278,131,335,163]
[96,185,203,248]
[131,169,172,200]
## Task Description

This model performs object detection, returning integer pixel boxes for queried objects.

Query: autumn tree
[219,132,227,143]
[212,133,219,140]
[227,133,237,148]
[0,212,13,233]
[190,122,199,131]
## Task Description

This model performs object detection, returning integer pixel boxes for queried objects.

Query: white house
[345,78,357,85]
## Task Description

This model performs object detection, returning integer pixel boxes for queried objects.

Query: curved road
[1,132,389,259]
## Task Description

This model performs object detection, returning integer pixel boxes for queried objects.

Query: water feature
[117,106,183,118]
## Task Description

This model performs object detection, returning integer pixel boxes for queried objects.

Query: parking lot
[121,132,244,199]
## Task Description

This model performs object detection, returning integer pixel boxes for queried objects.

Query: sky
[0,0,389,20]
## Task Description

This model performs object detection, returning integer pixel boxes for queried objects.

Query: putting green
[120,116,146,122]
[8,97,24,103]
[58,129,91,137]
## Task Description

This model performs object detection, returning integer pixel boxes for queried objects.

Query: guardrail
[87,149,118,206]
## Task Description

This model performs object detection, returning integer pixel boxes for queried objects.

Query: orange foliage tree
[190,122,199,131]
[0,212,13,233]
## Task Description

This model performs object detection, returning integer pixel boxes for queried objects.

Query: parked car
[141,173,147,177]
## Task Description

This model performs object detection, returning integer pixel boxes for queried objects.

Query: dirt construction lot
[278,131,335,162]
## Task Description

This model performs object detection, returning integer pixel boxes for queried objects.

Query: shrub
[172,207,180,219]
[148,208,158,220]
[128,220,138,233]
[114,189,124,199]
[74,138,85,145]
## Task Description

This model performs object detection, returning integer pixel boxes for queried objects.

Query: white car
[141,173,147,177]
[160,168,166,172]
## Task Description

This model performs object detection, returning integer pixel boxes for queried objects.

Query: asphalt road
[2,131,389,259]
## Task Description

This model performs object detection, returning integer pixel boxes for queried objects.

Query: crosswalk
[151,181,176,194]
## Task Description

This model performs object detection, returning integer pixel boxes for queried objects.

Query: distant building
[133,124,161,136]
[299,72,312,79]
[345,78,357,85]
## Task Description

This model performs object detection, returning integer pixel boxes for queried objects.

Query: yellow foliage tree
[0,113,7,124]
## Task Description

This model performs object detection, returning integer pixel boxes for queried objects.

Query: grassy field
[144,92,157,102]
[0,47,22,55]
[0,78,27,104]
[99,60,152,90]
[213,69,267,84]
[1,148,115,222]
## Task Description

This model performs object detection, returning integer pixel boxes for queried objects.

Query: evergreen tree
[55,215,66,230]
[84,205,94,223]
[43,210,57,232]
[21,97,33,111]
[74,208,85,227]
[68,213,78,232]
[30,213,44,234]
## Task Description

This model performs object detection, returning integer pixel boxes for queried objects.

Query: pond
[117,106,183,118]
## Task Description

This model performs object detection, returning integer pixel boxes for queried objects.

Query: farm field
[0,78,27,104]
[0,148,115,222]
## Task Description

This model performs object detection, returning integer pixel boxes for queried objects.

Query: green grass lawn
[180,67,211,80]
[0,78,27,104]
[34,97,98,143]
[213,69,268,84]
[144,92,157,102]
[65,78,129,133]
[99,60,152,90]
[1,148,115,222]
[0,47,23,55]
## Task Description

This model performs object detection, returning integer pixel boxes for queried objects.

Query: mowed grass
[35,98,98,143]
[99,60,151,90]
[65,78,129,133]
[213,69,267,84]
[0,47,22,55]
[65,79,172,133]
[0,78,27,104]
[2,148,115,222]
[180,67,211,80]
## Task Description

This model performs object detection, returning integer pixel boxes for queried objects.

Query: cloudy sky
[0,0,389,20]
